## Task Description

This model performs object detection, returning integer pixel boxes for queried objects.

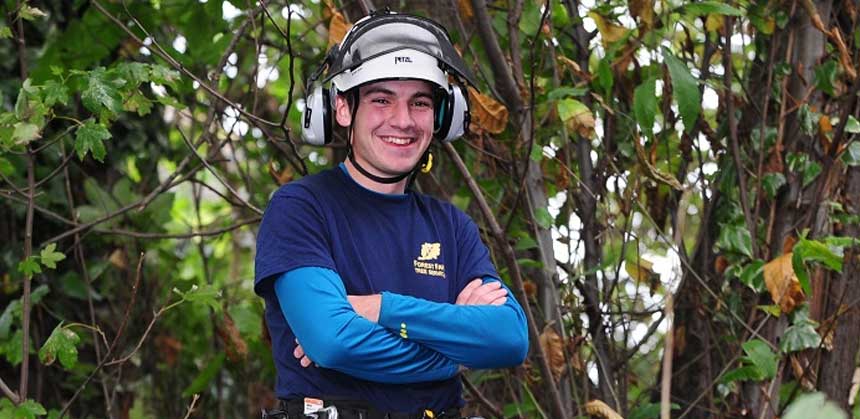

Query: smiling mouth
[379,136,416,146]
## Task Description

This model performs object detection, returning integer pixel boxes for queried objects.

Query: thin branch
[0,376,20,405]
[461,375,503,418]
[182,394,201,419]
[100,217,259,239]
[59,253,145,419]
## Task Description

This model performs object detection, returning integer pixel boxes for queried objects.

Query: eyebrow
[363,86,434,101]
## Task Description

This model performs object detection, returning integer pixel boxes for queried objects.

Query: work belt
[261,398,469,419]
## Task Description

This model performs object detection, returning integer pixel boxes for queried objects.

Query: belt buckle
[422,409,435,419]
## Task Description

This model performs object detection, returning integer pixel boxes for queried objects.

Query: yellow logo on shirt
[413,242,445,278]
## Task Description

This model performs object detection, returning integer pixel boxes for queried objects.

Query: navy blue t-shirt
[254,166,498,411]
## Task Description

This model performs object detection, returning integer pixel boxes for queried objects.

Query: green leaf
[13,399,47,419]
[117,62,150,85]
[757,305,782,317]
[39,324,80,370]
[30,284,50,305]
[556,98,590,123]
[12,122,41,145]
[595,57,614,95]
[844,116,860,134]
[781,318,821,353]
[663,48,701,134]
[794,237,843,272]
[18,257,42,278]
[547,86,588,100]
[182,352,225,397]
[682,1,744,16]
[842,141,860,166]
[515,236,539,251]
[0,156,15,177]
[743,339,777,379]
[19,5,48,21]
[723,365,765,383]
[0,301,20,339]
[149,65,180,87]
[2,329,24,365]
[762,173,786,199]
[81,68,124,118]
[792,250,812,296]
[783,393,847,419]
[534,207,554,229]
[39,243,66,269]
[814,60,838,96]
[634,78,658,137]
[738,260,765,292]
[718,224,753,257]
[180,284,222,312]
[42,79,70,107]
[75,120,112,162]
[124,92,153,116]
[0,26,12,39]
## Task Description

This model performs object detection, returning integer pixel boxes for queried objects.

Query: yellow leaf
[625,257,654,282]
[108,249,128,270]
[539,326,565,382]
[763,253,805,314]
[585,399,623,419]
[327,9,351,48]
[705,14,724,33]
[467,87,509,135]
[588,12,629,46]
[558,55,590,81]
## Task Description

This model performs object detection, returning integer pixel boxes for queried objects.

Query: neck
[344,159,409,194]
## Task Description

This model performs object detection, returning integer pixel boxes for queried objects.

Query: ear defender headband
[301,9,476,146]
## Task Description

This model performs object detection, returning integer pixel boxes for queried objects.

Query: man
[255,10,528,419]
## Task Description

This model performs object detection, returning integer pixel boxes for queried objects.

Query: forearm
[377,278,529,369]
[275,268,458,383]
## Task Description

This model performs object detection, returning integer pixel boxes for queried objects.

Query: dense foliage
[2,0,860,418]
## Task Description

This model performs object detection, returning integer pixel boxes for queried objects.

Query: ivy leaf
[682,1,744,17]
[18,256,41,278]
[39,323,80,370]
[39,243,66,269]
[794,237,843,272]
[718,224,753,257]
[633,78,658,137]
[781,314,821,353]
[723,365,765,383]
[814,60,838,96]
[81,68,124,118]
[742,339,777,379]
[842,141,860,166]
[762,173,786,199]
[738,260,765,293]
[13,399,47,419]
[663,48,701,134]
[12,122,41,145]
[42,79,70,107]
[74,120,112,162]
[783,393,847,419]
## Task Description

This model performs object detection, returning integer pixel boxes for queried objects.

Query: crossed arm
[275,267,528,383]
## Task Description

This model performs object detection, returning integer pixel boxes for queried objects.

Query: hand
[347,294,382,323]
[455,279,507,306]
[293,339,314,368]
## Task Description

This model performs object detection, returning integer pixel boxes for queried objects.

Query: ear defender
[301,85,332,145]
[438,84,469,143]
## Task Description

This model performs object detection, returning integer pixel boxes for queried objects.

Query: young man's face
[336,79,435,179]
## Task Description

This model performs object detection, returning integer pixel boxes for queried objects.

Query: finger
[456,279,483,305]
[466,281,502,305]
[300,355,312,368]
[482,288,508,305]
[293,344,305,359]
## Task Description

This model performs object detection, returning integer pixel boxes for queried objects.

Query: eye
[370,97,390,105]
[412,99,433,108]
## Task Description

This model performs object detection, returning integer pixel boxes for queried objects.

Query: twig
[443,142,568,419]
[182,394,201,419]
[0,376,20,405]
[20,146,35,401]
[461,375,503,418]
[660,294,674,419]
[100,217,260,239]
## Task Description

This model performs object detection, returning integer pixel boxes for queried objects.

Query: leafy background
[1,0,860,418]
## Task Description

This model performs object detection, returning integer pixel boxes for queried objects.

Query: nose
[388,100,415,130]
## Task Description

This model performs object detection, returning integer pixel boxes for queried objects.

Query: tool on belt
[261,398,483,419]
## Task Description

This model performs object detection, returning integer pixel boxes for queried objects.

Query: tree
[1,1,859,418]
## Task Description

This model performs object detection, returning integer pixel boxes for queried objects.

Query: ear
[334,94,352,127]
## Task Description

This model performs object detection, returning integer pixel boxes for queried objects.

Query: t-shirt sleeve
[454,208,499,290]
[254,185,335,295]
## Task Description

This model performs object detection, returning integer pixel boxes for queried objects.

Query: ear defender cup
[440,84,469,142]
[301,85,332,145]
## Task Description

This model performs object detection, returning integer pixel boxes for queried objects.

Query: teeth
[380,136,413,145]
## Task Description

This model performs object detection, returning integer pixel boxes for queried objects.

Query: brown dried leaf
[790,354,816,390]
[558,55,591,81]
[457,0,474,20]
[830,28,857,80]
[783,236,798,255]
[629,0,654,29]
[109,249,128,270]
[217,312,249,362]
[625,257,654,283]
[539,326,565,382]
[763,253,806,314]
[634,135,683,191]
[585,399,623,419]
[467,87,509,135]
[268,161,293,185]
[327,9,351,48]
[523,280,537,300]
[714,255,729,275]
[155,335,182,366]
